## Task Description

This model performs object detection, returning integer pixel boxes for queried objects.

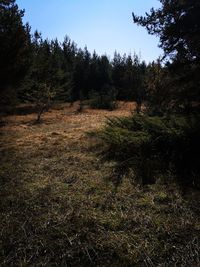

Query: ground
[0,103,200,266]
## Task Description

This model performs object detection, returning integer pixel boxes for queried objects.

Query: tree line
[1,0,151,117]
[1,0,200,117]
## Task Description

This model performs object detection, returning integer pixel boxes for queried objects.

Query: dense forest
[1,0,147,116]
[0,0,200,266]
[0,0,169,118]
[1,1,200,116]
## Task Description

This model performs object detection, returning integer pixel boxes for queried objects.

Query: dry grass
[0,103,200,266]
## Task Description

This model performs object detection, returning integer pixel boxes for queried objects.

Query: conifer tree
[0,0,31,108]
[21,33,57,122]
[133,0,200,113]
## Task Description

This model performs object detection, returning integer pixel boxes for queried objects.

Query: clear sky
[16,0,162,62]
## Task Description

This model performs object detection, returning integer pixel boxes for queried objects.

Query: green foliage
[0,1,149,113]
[19,33,58,121]
[112,52,147,104]
[89,94,117,110]
[133,0,200,63]
[0,0,31,107]
[29,83,56,122]
[145,60,172,115]
[133,0,200,113]
[98,115,200,188]
[89,86,118,110]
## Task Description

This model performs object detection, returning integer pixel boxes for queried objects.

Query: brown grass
[0,103,199,266]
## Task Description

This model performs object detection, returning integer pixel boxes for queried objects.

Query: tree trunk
[36,105,46,123]
[136,101,142,114]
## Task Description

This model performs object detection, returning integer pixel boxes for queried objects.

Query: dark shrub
[89,86,118,110]
[98,115,200,188]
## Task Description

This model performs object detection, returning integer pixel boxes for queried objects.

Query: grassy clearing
[0,103,200,266]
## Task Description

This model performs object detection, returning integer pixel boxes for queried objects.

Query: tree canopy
[0,0,31,105]
[133,0,200,113]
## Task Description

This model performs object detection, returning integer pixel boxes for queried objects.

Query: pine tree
[0,0,31,108]
[133,0,200,113]
[20,33,57,122]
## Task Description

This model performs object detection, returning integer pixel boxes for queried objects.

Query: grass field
[0,103,200,266]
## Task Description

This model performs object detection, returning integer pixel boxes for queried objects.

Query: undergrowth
[96,114,200,188]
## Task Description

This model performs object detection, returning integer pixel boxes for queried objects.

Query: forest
[0,0,200,266]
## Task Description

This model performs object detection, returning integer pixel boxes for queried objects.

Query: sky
[16,0,162,62]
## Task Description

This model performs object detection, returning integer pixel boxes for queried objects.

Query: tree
[133,0,200,63]
[0,0,31,108]
[84,53,117,110]
[20,33,57,122]
[112,52,126,99]
[49,39,72,101]
[98,55,112,89]
[72,47,92,110]
[133,0,200,113]
[145,60,170,115]
[72,48,86,103]
[88,51,100,93]
[131,54,146,113]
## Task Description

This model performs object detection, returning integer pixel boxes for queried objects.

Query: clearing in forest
[0,102,199,266]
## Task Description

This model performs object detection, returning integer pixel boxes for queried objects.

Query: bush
[98,115,200,188]
[89,86,118,110]
[89,94,117,110]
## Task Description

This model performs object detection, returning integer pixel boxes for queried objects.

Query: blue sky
[16,0,162,62]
